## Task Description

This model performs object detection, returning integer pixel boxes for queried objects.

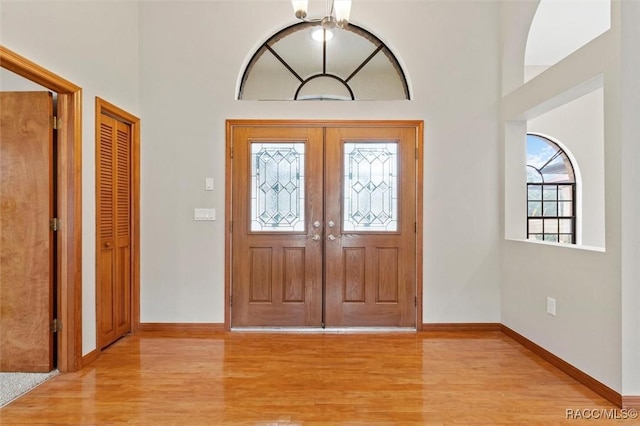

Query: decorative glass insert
[239,22,409,101]
[526,134,576,244]
[251,143,305,232]
[343,142,398,232]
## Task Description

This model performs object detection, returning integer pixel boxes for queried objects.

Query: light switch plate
[546,297,556,316]
[194,208,216,221]
[205,178,214,191]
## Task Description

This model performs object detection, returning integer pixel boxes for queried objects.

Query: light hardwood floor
[0,331,635,425]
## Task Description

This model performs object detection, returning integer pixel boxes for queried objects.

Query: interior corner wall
[500,3,623,393]
[619,0,640,396]
[0,0,140,356]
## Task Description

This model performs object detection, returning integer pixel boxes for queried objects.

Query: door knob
[313,221,321,228]
[327,234,336,241]
[105,242,112,248]
[328,221,335,228]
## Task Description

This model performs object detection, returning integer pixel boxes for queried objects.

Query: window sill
[504,237,606,253]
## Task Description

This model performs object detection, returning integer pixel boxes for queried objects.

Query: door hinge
[414,222,417,233]
[230,147,234,158]
[229,295,233,307]
[415,147,419,159]
[415,297,417,307]
[51,318,62,333]
[50,218,60,232]
[230,221,233,233]
[52,116,62,130]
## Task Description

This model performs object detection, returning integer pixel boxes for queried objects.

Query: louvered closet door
[97,114,131,349]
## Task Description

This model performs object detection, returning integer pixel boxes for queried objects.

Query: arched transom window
[526,134,576,244]
[239,22,409,101]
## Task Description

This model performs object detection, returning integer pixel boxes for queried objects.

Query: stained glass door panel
[344,143,398,232]
[251,143,305,232]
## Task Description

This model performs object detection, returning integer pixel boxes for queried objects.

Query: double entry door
[230,122,418,328]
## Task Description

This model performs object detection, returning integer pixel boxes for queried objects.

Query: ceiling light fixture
[292,0,352,29]
[311,28,334,42]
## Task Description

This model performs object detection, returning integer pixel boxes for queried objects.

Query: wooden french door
[324,127,417,326]
[0,91,55,371]
[230,122,418,328]
[97,113,132,349]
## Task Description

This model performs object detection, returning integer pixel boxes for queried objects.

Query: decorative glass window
[343,142,398,232]
[251,143,305,232]
[239,22,409,101]
[526,134,576,244]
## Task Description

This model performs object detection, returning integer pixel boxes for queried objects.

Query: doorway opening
[226,120,423,329]
[1,46,82,372]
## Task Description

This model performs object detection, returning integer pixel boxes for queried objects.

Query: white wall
[0,68,49,90]
[0,0,140,355]
[138,0,502,324]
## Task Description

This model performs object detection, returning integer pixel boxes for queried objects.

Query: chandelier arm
[293,0,349,28]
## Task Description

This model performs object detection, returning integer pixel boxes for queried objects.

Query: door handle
[327,234,337,241]
[104,242,112,248]
[312,234,321,241]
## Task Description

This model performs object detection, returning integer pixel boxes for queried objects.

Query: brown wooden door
[0,91,54,372]
[97,113,131,348]
[230,123,417,328]
[324,127,416,327]
[231,126,324,326]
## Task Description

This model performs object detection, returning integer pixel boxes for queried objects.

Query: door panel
[0,91,54,372]
[324,127,416,327]
[231,126,324,327]
[231,124,416,328]
[115,122,131,338]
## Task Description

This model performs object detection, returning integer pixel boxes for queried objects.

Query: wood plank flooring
[0,331,635,425]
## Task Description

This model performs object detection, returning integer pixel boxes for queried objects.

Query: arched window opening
[526,134,576,244]
[524,0,610,81]
[239,22,409,101]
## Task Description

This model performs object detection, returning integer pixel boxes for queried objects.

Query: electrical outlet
[546,297,556,316]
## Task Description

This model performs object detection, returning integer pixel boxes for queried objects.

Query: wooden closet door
[97,114,131,349]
